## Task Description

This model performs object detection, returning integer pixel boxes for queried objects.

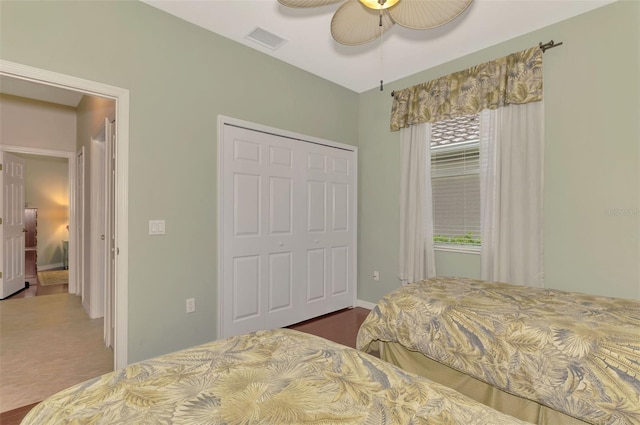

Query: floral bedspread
[22,328,531,425]
[356,277,640,425]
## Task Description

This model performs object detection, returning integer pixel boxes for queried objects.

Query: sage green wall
[433,251,481,280]
[358,0,640,303]
[0,0,359,363]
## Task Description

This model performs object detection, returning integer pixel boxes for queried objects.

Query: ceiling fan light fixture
[280,0,473,45]
[358,0,400,10]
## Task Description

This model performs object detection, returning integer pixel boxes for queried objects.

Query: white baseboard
[38,263,64,271]
[356,299,377,310]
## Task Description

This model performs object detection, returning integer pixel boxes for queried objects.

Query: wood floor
[288,306,371,349]
[0,402,38,425]
[0,307,371,425]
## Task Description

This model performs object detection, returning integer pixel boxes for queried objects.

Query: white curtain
[398,123,436,285]
[480,101,544,287]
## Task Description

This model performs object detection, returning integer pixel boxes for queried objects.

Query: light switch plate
[149,220,165,235]
[186,298,195,313]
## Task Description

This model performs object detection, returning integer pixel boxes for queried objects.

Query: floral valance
[390,46,543,131]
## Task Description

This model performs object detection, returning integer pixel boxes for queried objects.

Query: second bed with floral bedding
[357,277,640,425]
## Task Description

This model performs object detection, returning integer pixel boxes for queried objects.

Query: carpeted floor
[37,270,69,286]
[0,293,113,412]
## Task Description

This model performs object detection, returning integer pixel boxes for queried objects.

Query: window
[431,114,481,248]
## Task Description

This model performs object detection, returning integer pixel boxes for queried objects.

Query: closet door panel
[233,173,261,237]
[269,177,292,235]
[232,255,260,321]
[331,246,348,295]
[307,180,326,232]
[268,252,293,312]
[306,248,326,302]
[332,183,349,232]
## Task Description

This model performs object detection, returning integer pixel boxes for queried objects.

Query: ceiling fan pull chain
[379,10,384,91]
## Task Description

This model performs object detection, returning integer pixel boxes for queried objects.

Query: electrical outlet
[186,298,196,313]
[373,271,380,281]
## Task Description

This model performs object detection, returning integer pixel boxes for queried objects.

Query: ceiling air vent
[246,27,287,50]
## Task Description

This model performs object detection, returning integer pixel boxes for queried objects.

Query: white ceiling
[142,0,616,93]
[0,0,616,105]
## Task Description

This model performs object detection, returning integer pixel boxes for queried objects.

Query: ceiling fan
[278,0,473,46]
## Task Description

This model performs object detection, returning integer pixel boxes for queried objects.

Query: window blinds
[430,114,481,246]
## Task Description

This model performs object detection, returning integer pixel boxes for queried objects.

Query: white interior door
[76,148,85,298]
[104,118,116,347]
[88,138,105,319]
[1,152,26,299]
[220,121,357,338]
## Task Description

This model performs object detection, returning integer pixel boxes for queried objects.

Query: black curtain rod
[390,40,563,97]
[538,39,563,52]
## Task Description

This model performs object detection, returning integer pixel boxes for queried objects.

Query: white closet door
[300,144,355,318]
[220,122,356,338]
[222,126,299,337]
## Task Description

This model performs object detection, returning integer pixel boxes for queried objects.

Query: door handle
[101,235,105,240]
[22,228,27,233]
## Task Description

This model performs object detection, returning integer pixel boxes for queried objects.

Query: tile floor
[0,293,113,412]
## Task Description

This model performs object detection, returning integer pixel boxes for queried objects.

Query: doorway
[1,150,72,290]
[0,59,129,368]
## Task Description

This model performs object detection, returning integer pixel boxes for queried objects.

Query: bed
[21,328,531,425]
[356,277,640,425]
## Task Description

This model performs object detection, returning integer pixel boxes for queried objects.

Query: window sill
[434,245,481,254]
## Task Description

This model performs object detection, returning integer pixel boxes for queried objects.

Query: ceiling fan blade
[331,0,394,45]
[278,0,342,8]
[389,0,472,30]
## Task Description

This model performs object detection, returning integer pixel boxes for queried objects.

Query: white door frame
[0,59,130,369]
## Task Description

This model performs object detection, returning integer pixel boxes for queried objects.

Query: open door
[76,147,85,298]
[1,152,27,299]
[104,118,116,347]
